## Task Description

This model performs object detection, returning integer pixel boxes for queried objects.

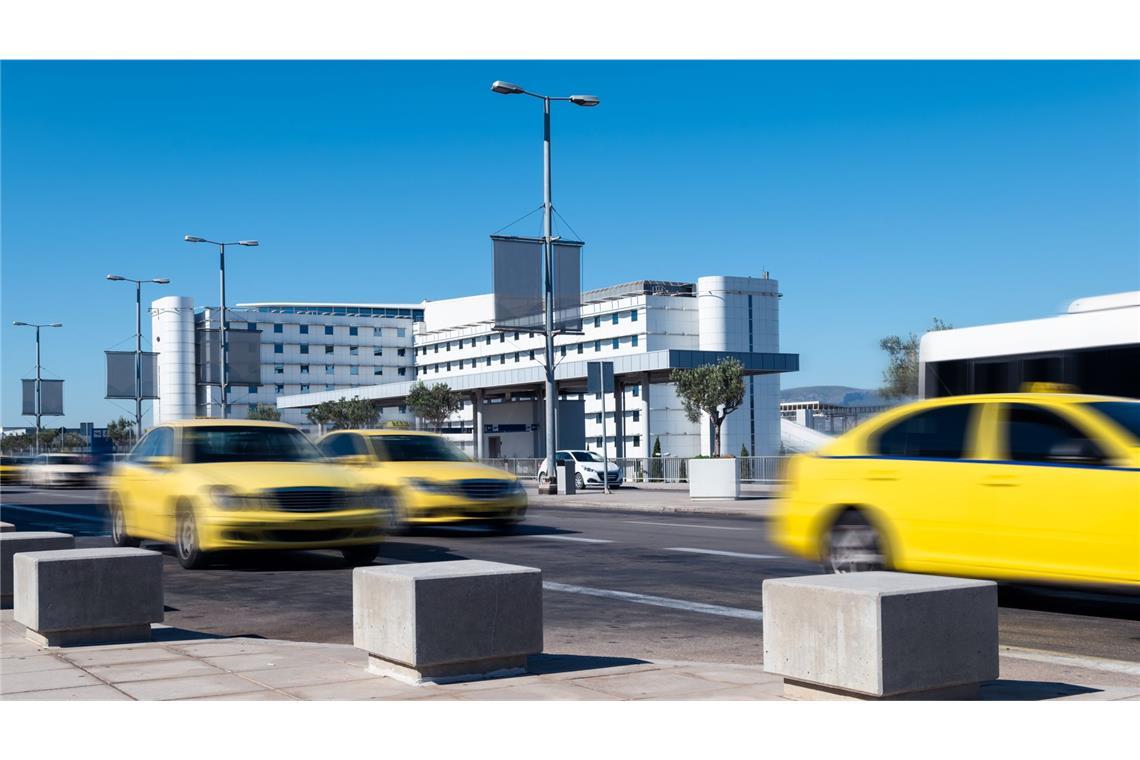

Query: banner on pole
[105,351,158,399]
[22,379,64,416]
[552,240,583,333]
[492,235,544,331]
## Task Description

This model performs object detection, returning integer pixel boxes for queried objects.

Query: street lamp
[106,274,170,440]
[183,235,259,418]
[12,321,63,455]
[491,80,599,494]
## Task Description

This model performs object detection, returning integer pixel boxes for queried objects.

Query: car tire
[574,473,585,490]
[538,472,548,484]
[175,506,209,570]
[342,544,381,566]
[825,511,887,574]
[109,497,140,548]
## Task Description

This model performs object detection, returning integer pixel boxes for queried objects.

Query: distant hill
[780,385,894,407]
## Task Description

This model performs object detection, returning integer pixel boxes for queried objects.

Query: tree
[879,318,953,399]
[740,444,751,480]
[406,381,462,432]
[306,396,379,431]
[650,436,663,480]
[670,358,745,458]
[106,417,135,449]
[1,433,33,453]
[247,403,282,422]
[56,432,87,451]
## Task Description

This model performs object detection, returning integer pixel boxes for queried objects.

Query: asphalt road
[2,485,1138,664]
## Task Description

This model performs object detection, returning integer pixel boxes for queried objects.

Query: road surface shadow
[379,541,469,564]
[998,584,1140,622]
[402,523,583,539]
[526,653,649,676]
[979,679,1101,701]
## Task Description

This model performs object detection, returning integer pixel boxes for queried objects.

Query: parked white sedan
[25,454,98,488]
[537,450,623,490]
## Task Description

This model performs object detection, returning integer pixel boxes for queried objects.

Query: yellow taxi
[1,455,28,484]
[106,420,391,569]
[773,393,1140,589]
[317,430,527,532]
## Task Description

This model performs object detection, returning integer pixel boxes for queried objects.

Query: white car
[25,453,98,488]
[538,450,623,490]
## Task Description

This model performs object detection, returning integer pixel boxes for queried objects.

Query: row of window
[254,305,423,320]
[271,364,406,377]
[272,344,408,357]
[266,324,408,338]
[420,335,641,374]
[417,310,639,356]
[594,410,641,424]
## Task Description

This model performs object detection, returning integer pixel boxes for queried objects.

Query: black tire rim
[177,512,197,561]
[828,521,884,573]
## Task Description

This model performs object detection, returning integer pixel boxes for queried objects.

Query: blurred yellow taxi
[317,430,527,532]
[1,455,28,484]
[106,420,390,569]
[773,393,1140,589]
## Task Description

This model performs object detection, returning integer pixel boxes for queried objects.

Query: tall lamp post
[491,80,599,494]
[183,235,259,418]
[106,275,170,440]
[12,321,63,455]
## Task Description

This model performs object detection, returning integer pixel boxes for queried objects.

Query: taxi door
[121,427,178,541]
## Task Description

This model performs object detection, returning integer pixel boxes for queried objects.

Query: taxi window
[876,404,974,459]
[150,428,174,458]
[1005,405,1104,464]
[320,434,355,458]
[128,431,158,462]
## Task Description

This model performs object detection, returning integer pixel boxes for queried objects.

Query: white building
[151,298,421,428]
[919,291,1140,399]
[273,275,798,459]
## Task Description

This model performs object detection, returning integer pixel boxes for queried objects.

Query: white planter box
[687,458,740,500]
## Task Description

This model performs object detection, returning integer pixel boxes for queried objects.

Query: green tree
[740,444,751,480]
[670,358,745,458]
[1,432,33,453]
[879,318,953,399]
[247,403,282,422]
[306,396,379,431]
[650,436,663,480]
[406,381,462,432]
[106,417,136,449]
[56,432,87,451]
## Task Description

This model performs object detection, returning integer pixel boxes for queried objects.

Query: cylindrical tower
[151,295,196,425]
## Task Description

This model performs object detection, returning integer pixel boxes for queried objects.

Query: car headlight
[208,485,254,510]
[407,478,454,495]
[507,479,526,494]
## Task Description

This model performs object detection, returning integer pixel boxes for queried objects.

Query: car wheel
[573,473,586,490]
[538,472,548,484]
[175,507,209,570]
[342,544,381,566]
[109,497,140,548]
[826,511,887,574]
[387,496,412,535]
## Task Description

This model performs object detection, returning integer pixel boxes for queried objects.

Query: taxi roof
[161,419,298,429]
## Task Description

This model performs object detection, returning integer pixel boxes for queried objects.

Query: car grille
[456,479,513,500]
[263,487,351,512]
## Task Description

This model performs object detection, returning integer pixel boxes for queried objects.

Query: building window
[514,332,520,340]
[632,384,640,397]
[274,343,283,354]
[275,384,284,394]
[633,435,641,448]
[459,359,465,369]
[300,344,309,354]
[486,357,492,367]
[374,327,383,336]
[514,352,520,363]
[349,326,358,337]
[273,323,283,334]
[446,362,451,371]
[446,342,451,352]
[434,344,439,353]
[486,335,492,345]
[576,343,583,354]
[596,437,603,447]
[248,385,258,394]
[300,364,309,374]
[500,333,505,343]
[529,350,535,361]
[374,346,383,356]
[612,313,619,325]
[300,384,310,393]
[397,348,405,357]
[398,367,406,376]
[399,405,407,414]
[350,346,359,356]
[325,345,334,354]
[596,413,602,424]
[631,309,638,322]
[632,410,640,422]
[350,366,359,376]
[612,337,620,350]
[325,365,334,375]
[594,340,601,352]
[529,332,535,339]
[324,326,334,335]
[560,345,566,357]
[396,328,406,338]
[632,335,639,347]
[274,364,284,374]
[300,324,309,334]
[500,355,505,364]
[375,368,384,375]
[594,316,600,328]
[434,365,439,373]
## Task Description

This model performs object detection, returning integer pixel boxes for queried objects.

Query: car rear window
[371,435,467,462]
[184,426,322,464]
[875,404,974,459]
[1086,401,1140,443]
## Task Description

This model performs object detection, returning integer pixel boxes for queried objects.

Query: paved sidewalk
[3,612,1137,701]
[528,483,778,518]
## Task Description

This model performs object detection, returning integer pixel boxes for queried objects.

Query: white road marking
[0,504,106,523]
[623,520,752,532]
[1000,647,1140,677]
[531,534,613,544]
[543,581,762,621]
[666,547,781,560]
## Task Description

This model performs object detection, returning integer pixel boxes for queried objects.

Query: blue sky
[2,61,1138,427]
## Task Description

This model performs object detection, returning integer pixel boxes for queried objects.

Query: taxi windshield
[374,435,468,462]
[1087,401,1140,443]
[183,426,322,463]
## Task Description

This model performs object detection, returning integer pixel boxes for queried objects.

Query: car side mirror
[339,454,374,466]
[143,455,176,470]
[1047,438,1103,465]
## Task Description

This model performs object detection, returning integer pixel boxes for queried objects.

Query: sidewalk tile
[570,668,732,699]
[169,640,283,658]
[1,666,101,694]
[62,646,187,668]
[87,657,222,683]
[114,673,263,700]
[645,683,787,701]
[285,677,428,700]
[179,690,298,701]
[235,662,379,689]
[1,684,132,701]
[204,650,349,673]
[675,665,781,687]
[0,654,73,675]
[451,681,614,700]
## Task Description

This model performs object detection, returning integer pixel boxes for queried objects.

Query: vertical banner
[553,240,584,332]
[105,352,159,399]
[225,329,263,385]
[23,379,65,416]
[492,235,544,331]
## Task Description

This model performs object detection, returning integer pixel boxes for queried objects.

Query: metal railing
[478,455,790,484]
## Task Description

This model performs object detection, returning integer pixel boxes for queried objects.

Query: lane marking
[623,520,753,532]
[666,547,781,560]
[530,535,613,544]
[1000,647,1140,677]
[0,503,107,524]
[543,581,762,621]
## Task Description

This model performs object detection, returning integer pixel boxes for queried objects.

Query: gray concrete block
[0,532,75,606]
[13,547,164,647]
[762,571,998,699]
[354,559,542,684]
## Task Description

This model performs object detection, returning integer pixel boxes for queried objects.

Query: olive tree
[879,317,952,399]
[670,357,745,458]
[306,396,379,431]
[406,381,462,432]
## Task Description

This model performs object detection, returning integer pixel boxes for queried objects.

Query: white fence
[478,456,790,484]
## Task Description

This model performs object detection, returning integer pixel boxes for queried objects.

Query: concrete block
[13,547,164,647]
[354,559,542,684]
[688,457,740,499]
[762,572,998,700]
[0,532,75,607]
